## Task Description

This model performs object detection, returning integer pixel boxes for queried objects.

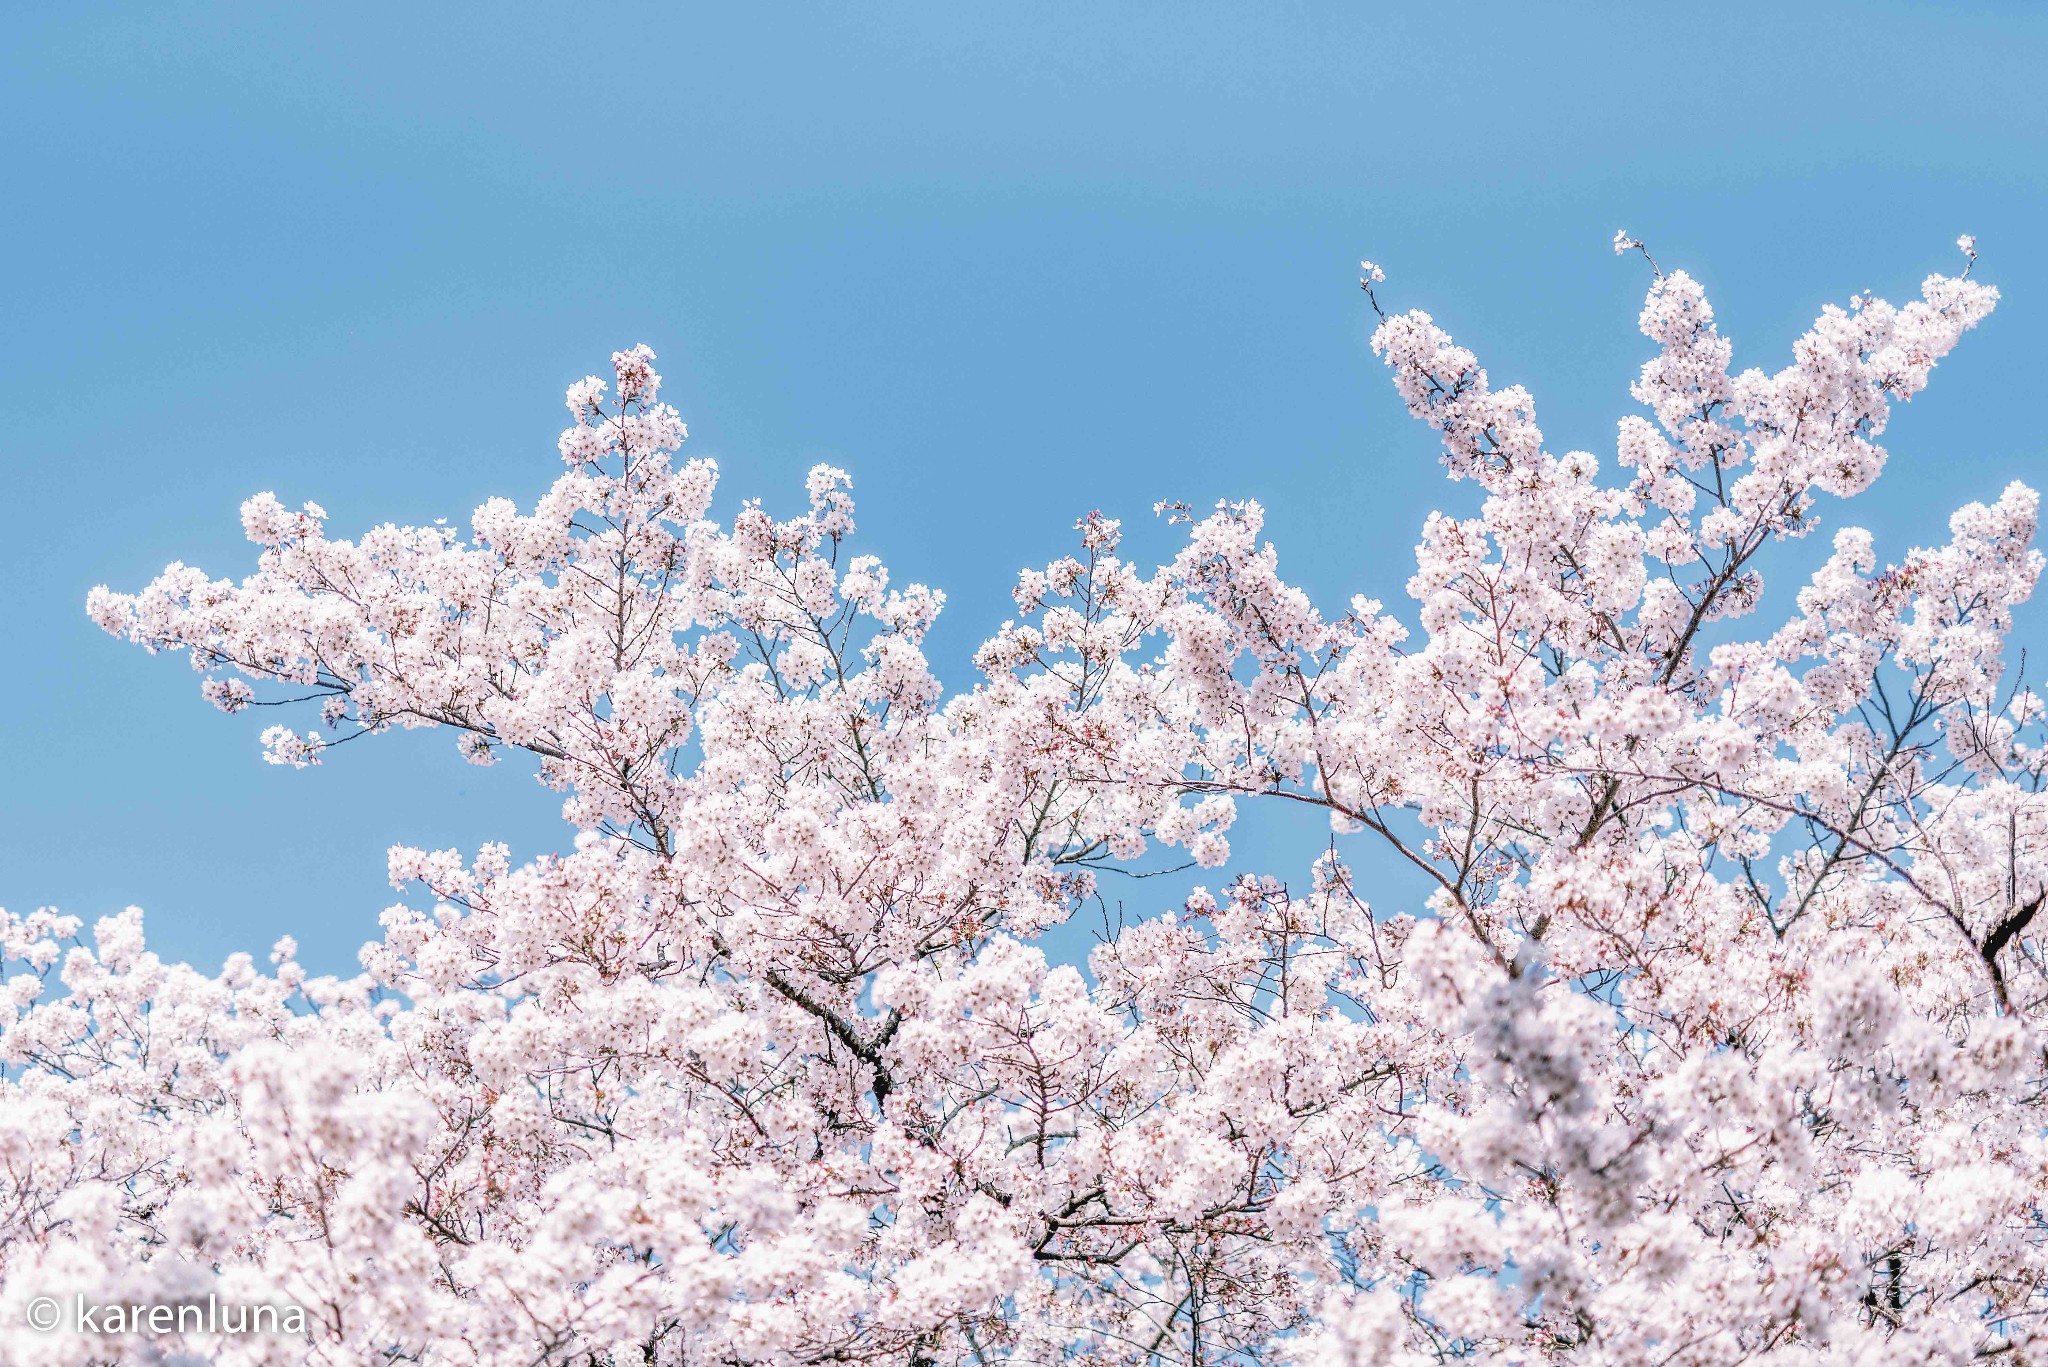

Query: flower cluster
[21,249,2046,1364]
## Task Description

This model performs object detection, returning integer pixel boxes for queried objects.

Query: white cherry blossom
[12,241,2042,1364]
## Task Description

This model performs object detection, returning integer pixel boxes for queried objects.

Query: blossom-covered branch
[7,240,2040,1364]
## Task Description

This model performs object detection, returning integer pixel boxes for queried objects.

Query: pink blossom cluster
[11,244,2044,1363]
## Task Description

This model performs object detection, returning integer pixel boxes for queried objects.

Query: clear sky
[4,2,2044,975]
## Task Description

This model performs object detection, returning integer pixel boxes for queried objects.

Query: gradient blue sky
[4,3,2044,975]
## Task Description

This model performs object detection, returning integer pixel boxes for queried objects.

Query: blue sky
[4,2,2044,975]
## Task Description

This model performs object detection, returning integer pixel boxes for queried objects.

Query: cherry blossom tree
[4,235,2042,1365]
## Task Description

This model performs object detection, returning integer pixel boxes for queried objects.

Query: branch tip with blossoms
[1611,228,1662,276]
[1358,257,1388,319]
